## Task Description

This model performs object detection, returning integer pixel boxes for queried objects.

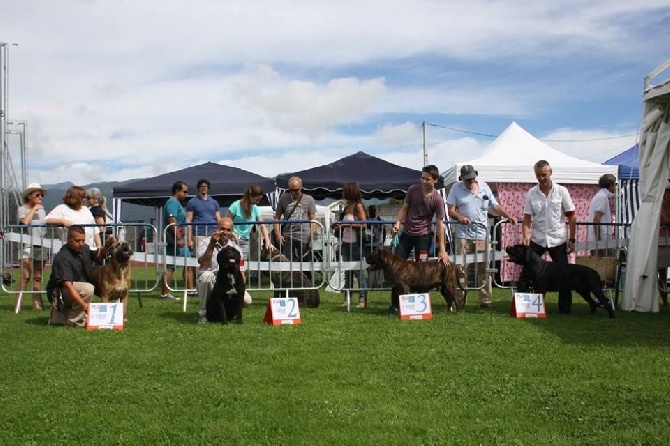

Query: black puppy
[207,246,245,324]
[505,244,615,318]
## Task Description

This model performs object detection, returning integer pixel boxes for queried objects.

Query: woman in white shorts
[17,183,49,311]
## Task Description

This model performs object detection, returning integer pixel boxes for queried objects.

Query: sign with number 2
[263,297,302,325]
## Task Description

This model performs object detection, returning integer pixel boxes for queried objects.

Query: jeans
[390,232,432,308]
[341,242,367,303]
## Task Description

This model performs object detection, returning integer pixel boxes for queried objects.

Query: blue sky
[1,0,669,186]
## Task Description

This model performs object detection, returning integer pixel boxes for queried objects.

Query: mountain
[42,180,153,222]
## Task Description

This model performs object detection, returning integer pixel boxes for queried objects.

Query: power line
[426,122,637,142]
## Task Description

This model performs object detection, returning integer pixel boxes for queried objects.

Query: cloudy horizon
[1,0,668,187]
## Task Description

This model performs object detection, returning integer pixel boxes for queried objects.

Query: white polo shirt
[524,183,575,248]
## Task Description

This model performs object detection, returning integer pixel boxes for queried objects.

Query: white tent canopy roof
[442,122,618,184]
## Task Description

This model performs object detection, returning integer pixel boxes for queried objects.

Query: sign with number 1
[510,293,546,318]
[399,293,432,320]
[86,302,124,331]
[263,297,302,325]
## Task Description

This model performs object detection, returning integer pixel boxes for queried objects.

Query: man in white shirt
[196,217,251,324]
[522,160,576,315]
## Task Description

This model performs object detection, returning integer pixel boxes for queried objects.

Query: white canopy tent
[623,60,670,313]
[442,122,618,184]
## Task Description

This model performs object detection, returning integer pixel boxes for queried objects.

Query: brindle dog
[365,248,465,312]
[90,241,134,321]
[260,248,320,308]
[505,244,615,318]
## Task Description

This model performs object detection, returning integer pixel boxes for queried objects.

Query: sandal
[33,302,43,311]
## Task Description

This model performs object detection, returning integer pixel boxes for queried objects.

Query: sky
[1,0,669,188]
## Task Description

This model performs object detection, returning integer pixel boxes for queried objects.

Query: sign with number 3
[399,293,432,320]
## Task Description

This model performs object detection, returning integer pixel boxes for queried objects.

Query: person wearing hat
[446,165,517,308]
[17,183,49,311]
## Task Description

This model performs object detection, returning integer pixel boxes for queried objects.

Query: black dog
[207,246,245,324]
[505,244,614,318]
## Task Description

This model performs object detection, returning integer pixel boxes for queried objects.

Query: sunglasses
[181,189,189,193]
[34,193,43,198]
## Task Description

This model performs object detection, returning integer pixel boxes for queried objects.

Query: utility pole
[422,121,428,167]
[1,42,21,228]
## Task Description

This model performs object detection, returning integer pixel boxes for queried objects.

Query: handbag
[274,193,301,245]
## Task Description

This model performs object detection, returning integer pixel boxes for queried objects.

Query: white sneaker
[160,293,176,300]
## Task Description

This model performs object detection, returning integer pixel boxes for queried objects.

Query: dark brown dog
[90,241,133,320]
[365,248,465,312]
[261,248,320,308]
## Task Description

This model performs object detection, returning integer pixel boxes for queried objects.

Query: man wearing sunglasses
[273,177,317,274]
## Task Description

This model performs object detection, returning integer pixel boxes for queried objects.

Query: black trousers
[522,241,573,313]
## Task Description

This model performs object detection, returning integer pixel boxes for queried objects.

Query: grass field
[1,286,670,446]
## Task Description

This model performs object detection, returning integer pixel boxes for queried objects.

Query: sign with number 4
[510,293,546,318]
[263,297,302,325]
[399,293,432,320]
[86,302,124,331]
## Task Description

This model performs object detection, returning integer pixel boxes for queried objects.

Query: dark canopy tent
[275,151,442,200]
[113,162,275,207]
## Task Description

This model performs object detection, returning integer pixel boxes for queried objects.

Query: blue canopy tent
[604,144,640,225]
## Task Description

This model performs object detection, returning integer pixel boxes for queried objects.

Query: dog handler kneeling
[46,225,114,326]
[196,217,251,324]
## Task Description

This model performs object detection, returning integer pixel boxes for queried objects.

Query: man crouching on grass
[46,225,113,326]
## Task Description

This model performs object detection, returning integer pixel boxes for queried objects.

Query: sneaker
[387,305,399,315]
[480,302,492,308]
[160,293,176,300]
[187,290,198,297]
[197,315,208,324]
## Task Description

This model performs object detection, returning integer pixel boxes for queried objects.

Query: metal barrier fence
[329,219,498,310]
[162,220,329,311]
[1,222,158,313]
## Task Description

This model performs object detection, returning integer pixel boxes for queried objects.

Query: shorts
[166,244,192,270]
[22,245,50,261]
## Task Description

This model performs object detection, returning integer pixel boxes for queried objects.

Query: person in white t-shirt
[587,174,617,256]
[46,186,102,253]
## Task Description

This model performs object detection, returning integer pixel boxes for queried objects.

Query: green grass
[1,287,670,446]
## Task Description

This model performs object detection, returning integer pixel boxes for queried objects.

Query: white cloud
[0,0,667,188]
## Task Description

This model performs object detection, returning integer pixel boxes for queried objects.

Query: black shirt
[46,243,95,299]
